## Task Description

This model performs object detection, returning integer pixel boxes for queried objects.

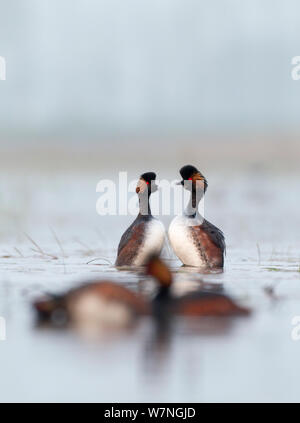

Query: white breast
[134,218,165,266]
[168,215,205,267]
[69,292,133,331]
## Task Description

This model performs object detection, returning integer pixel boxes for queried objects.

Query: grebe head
[136,171,158,195]
[34,294,68,326]
[178,164,208,193]
[146,255,172,288]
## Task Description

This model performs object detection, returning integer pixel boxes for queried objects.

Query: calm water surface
[0,169,299,402]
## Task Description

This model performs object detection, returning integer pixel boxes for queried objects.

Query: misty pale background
[0,0,300,170]
[0,0,299,245]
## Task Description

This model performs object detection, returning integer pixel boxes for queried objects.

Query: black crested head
[179,164,208,192]
[141,172,156,184]
[137,171,158,196]
[179,165,199,180]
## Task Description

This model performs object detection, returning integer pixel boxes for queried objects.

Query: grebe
[115,172,165,267]
[33,256,248,333]
[147,256,248,316]
[34,280,150,331]
[168,165,225,269]
[32,256,165,331]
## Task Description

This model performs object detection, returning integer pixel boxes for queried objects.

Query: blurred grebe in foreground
[33,256,248,333]
[168,165,225,269]
[147,256,248,317]
[32,257,164,331]
[34,280,150,331]
[115,172,165,267]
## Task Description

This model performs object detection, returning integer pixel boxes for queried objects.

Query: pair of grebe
[34,256,247,330]
[116,165,225,270]
[33,166,231,332]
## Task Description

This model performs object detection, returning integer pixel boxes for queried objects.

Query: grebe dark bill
[168,165,225,269]
[115,172,165,267]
